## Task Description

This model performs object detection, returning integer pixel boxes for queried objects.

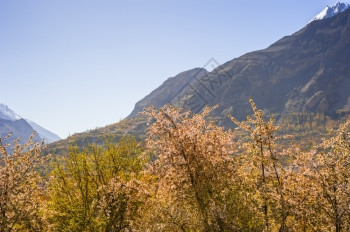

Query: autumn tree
[46,137,149,232]
[300,118,350,231]
[142,105,249,231]
[0,133,47,232]
[229,99,299,231]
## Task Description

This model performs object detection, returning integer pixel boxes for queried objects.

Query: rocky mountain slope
[48,4,350,154]
[130,6,350,126]
[128,68,207,118]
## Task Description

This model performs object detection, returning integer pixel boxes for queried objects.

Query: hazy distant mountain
[26,119,61,143]
[48,4,350,154]
[0,118,42,144]
[0,104,22,121]
[0,103,60,143]
[310,2,349,22]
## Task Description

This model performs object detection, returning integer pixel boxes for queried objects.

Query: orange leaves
[142,105,236,230]
[0,102,348,231]
[0,132,47,231]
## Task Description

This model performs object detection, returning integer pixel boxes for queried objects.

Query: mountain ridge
[310,2,349,22]
[0,118,42,144]
[128,68,207,118]
[26,119,61,144]
[128,6,350,124]
[0,103,21,121]
[47,5,350,154]
[0,103,61,143]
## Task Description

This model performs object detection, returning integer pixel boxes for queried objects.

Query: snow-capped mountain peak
[0,103,22,121]
[310,2,350,22]
[0,103,61,143]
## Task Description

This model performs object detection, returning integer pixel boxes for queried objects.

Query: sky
[0,0,344,139]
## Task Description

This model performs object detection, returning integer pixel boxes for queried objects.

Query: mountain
[26,119,61,144]
[47,4,350,154]
[0,104,22,121]
[142,5,350,117]
[128,6,350,126]
[128,68,208,118]
[310,2,349,22]
[0,118,42,144]
[0,103,61,144]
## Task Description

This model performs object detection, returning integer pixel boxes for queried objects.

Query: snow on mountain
[0,103,22,121]
[310,2,350,22]
[0,103,61,143]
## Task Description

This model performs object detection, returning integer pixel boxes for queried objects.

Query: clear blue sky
[0,0,342,139]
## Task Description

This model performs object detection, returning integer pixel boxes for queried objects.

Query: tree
[0,133,46,231]
[229,98,296,231]
[46,137,149,232]
[143,105,243,231]
[301,118,350,231]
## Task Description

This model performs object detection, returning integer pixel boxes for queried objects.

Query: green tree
[46,137,149,232]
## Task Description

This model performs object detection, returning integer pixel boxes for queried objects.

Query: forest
[1,99,350,232]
